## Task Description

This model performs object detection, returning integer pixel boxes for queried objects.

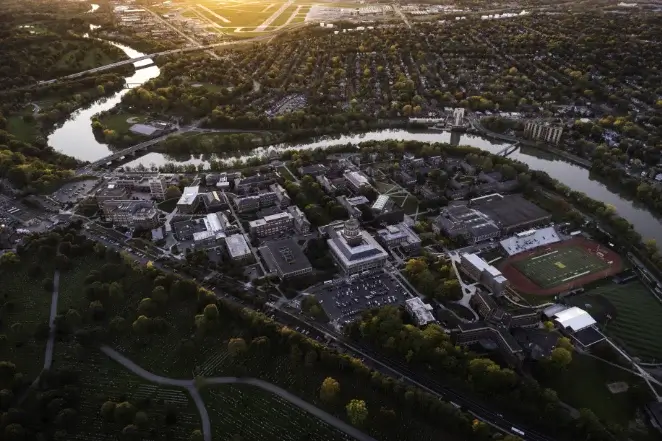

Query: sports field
[567,281,662,361]
[500,237,623,296]
[513,246,610,289]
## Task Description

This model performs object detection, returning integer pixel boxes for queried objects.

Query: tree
[132,315,151,335]
[227,338,247,357]
[557,336,573,351]
[203,303,219,320]
[190,430,204,441]
[543,321,555,331]
[100,401,116,421]
[134,411,149,429]
[165,185,182,200]
[346,399,368,426]
[152,286,168,305]
[114,401,136,425]
[320,377,340,404]
[550,347,572,369]
[4,423,26,441]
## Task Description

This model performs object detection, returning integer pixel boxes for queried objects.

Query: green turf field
[568,281,662,361]
[514,246,610,289]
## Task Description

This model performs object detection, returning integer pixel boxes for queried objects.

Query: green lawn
[99,113,146,134]
[514,246,609,289]
[539,354,646,425]
[277,165,296,181]
[7,115,38,142]
[568,281,662,361]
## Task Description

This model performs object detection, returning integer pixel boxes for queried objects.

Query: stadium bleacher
[500,226,560,256]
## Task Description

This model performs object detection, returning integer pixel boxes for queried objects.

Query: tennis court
[513,246,610,289]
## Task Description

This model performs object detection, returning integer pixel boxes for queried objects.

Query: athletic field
[513,246,610,289]
[499,237,623,296]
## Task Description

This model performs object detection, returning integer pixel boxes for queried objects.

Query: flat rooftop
[259,238,311,275]
[471,194,550,229]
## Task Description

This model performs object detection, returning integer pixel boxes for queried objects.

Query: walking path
[44,270,61,370]
[100,346,378,441]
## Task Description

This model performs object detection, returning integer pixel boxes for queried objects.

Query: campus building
[259,238,313,279]
[469,194,552,234]
[234,172,277,193]
[249,212,294,238]
[376,222,422,252]
[405,297,436,326]
[96,184,130,202]
[453,322,524,359]
[460,253,509,294]
[101,200,160,229]
[148,175,168,201]
[225,234,252,261]
[343,170,371,192]
[524,121,564,145]
[327,218,388,275]
[433,204,501,244]
[191,212,232,248]
[176,186,200,214]
[287,205,311,234]
[542,304,605,348]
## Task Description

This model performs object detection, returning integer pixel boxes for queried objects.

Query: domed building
[327,217,388,275]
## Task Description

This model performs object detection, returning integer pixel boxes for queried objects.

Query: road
[44,270,61,370]
[100,346,378,441]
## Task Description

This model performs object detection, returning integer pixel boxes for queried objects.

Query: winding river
[47,42,160,162]
[46,42,662,245]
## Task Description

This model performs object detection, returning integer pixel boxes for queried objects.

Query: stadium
[497,229,624,296]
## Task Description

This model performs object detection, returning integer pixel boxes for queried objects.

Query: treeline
[346,307,619,441]
[0,129,76,192]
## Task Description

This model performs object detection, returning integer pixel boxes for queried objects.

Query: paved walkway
[44,270,61,369]
[100,346,378,441]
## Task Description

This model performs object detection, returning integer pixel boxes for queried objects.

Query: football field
[513,246,610,289]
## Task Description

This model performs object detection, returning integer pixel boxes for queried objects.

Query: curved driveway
[100,346,377,441]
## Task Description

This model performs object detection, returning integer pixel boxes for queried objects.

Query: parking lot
[51,178,100,205]
[312,271,412,324]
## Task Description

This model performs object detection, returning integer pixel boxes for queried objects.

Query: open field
[538,353,648,425]
[500,237,623,296]
[567,281,662,361]
[98,113,146,135]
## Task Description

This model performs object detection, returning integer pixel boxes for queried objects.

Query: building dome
[342,217,362,246]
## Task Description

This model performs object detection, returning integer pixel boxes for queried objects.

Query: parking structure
[311,271,412,325]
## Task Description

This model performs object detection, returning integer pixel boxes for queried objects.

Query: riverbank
[469,116,593,169]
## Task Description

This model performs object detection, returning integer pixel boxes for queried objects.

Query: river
[45,43,662,245]
[47,42,160,162]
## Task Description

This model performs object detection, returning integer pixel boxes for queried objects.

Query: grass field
[568,281,662,361]
[7,114,38,142]
[539,353,647,425]
[99,113,146,135]
[513,246,610,289]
